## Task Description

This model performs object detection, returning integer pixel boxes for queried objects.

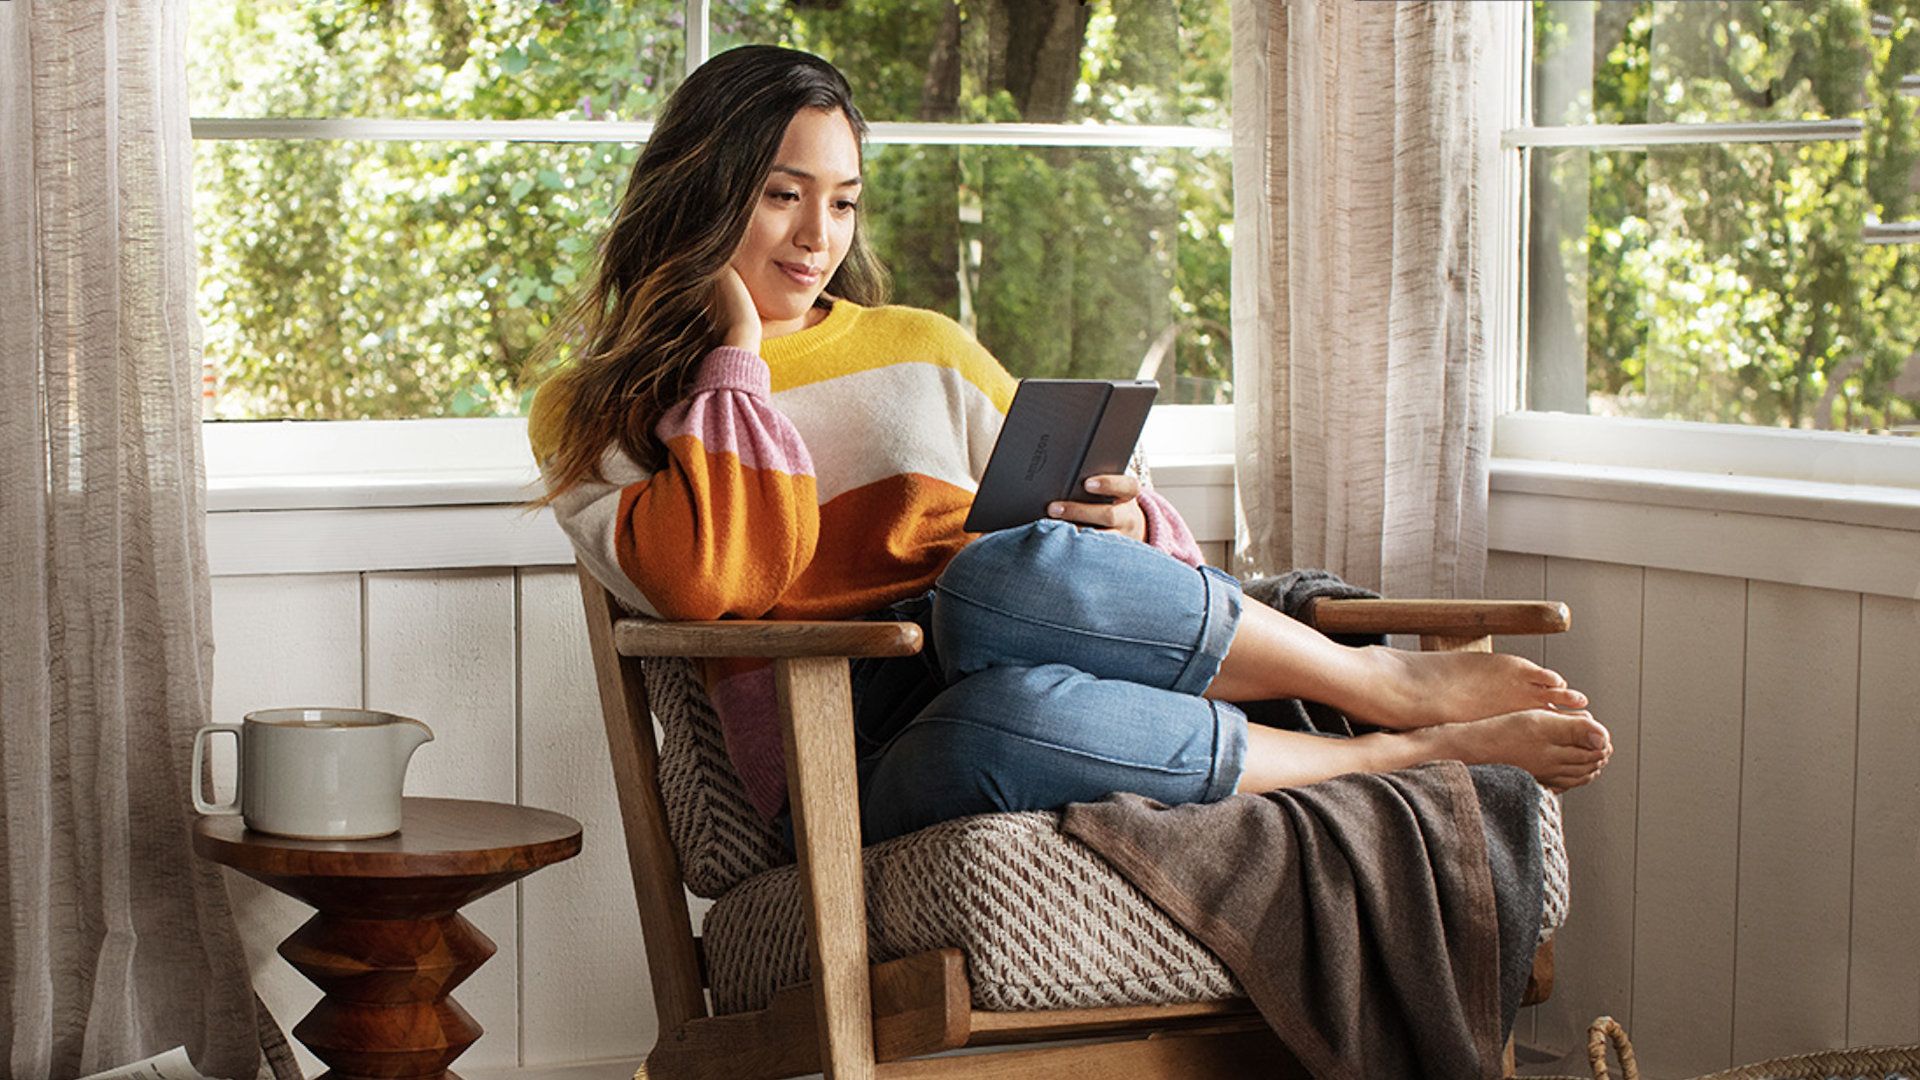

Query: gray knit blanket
[1058,569,1545,1078]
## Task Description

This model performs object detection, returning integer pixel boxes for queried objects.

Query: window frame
[194,0,1240,530]
[1491,1,1920,494]
[198,4,1244,572]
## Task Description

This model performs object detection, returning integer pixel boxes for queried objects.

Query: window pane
[715,0,1229,127]
[864,144,1232,402]
[195,139,1231,419]
[1533,1,1875,126]
[195,140,631,420]
[1526,142,1920,431]
[188,0,682,121]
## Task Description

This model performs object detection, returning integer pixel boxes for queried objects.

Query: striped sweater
[530,300,1205,819]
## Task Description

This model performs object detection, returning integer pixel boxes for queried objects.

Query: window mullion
[1503,118,1865,151]
[685,0,709,76]
[190,118,658,143]
[188,117,1231,149]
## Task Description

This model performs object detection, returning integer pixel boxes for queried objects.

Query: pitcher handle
[191,724,244,815]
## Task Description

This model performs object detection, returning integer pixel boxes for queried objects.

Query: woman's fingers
[715,264,762,351]
[1048,499,1119,528]
[1048,491,1149,541]
[1083,473,1139,500]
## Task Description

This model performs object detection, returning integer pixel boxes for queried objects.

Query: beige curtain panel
[1230,0,1497,599]
[0,2,290,1076]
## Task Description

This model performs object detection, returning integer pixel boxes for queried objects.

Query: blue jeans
[852,520,1249,844]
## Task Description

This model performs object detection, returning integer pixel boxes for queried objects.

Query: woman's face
[730,107,863,340]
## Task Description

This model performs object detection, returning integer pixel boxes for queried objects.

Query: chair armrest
[613,617,924,659]
[1302,598,1571,637]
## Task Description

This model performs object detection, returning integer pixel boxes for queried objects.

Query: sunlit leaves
[191,0,1236,417]
[1531,0,1919,431]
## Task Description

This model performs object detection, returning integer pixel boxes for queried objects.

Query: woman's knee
[859,665,1248,843]
[933,522,1243,691]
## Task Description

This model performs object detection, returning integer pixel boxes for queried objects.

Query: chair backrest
[575,569,709,1034]
[642,654,788,895]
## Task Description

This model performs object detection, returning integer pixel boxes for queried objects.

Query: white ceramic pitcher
[192,708,434,839]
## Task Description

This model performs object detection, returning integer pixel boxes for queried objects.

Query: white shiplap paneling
[366,570,522,1068]
[1533,559,1644,1061]
[516,569,654,1065]
[208,573,364,1078]
[1732,583,1860,1064]
[1629,570,1746,1077]
[1847,594,1920,1047]
[1485,551,1547,665]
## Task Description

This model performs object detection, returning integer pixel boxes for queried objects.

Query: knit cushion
[702,809,1239,1014]
[702,792,1570,1015]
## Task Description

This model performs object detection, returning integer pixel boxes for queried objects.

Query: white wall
[1488,555,1920,1077]
[206,480,1918,1079]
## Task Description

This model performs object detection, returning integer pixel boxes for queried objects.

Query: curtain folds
[0,2,284,1076]
[1229,0,1496,598]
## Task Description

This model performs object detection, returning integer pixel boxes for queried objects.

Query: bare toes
[1546,687,1589,710]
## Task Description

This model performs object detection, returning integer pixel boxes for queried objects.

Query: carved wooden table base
[195,798,582,1080]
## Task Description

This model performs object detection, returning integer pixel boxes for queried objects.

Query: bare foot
[1411,709,1611,793]
[1343,647,1589,731]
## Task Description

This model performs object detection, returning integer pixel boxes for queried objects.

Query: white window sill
[1487,459,1920,601]
[200,411,1238,576]
[201,412,1920,599]
[1491,458,1920,532]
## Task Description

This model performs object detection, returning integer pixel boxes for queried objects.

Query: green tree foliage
[189,0,1234,419]
[1531,0,1919,431]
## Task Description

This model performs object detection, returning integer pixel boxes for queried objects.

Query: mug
[191,708,434,840]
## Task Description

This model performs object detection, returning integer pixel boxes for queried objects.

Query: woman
[529,45,1610,844]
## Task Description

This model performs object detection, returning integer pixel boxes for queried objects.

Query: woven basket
[1541,1016,1920,1080]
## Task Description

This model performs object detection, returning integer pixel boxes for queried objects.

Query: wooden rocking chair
[578,566,1567,1079]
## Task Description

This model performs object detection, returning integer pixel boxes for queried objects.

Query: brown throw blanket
[1061,761,1542,1080]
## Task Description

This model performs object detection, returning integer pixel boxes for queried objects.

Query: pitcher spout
[393,716,435,759]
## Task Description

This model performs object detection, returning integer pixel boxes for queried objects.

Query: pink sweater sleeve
[1138,487,1206,567]
[611,347,822,620]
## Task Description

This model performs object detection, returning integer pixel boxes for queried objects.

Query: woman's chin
[755,300,822,336]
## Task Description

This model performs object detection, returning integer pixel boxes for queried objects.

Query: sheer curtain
[0,2,290,1076]
[1229,0,1499,598]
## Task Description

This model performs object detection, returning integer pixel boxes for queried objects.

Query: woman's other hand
[715,265,763,353]
[1047,474,1148,542]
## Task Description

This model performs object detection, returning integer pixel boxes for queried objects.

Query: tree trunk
[919,1,964,121]
[990,0,1092,122]
[903,2,966,318]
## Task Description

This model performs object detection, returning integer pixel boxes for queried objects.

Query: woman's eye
[835,200,860,212]
[768,190,800,202]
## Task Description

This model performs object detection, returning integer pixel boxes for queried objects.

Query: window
[1514,1,1919,437]
[187,0,1234,422]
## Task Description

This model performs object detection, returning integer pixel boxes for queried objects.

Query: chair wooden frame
[579,567,1570,1080]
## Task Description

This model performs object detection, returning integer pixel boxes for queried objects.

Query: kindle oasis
[963,378,1159,534]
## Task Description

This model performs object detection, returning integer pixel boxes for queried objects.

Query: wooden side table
[194,797,582,1080]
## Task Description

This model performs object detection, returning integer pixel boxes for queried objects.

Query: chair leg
[777,657,879,1080]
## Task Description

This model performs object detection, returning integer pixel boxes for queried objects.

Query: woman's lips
[776,261,822,287]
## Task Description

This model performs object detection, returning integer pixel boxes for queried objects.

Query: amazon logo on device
[1024,434,1050,482]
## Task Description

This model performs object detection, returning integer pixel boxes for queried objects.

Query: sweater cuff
[1139,487,1206,567]
[690,346,772,398]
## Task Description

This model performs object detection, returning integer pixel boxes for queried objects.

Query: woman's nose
[794,203,828,251]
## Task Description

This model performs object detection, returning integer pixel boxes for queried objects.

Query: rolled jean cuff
[1169,563,1244,698]
[1202,699,1249,802]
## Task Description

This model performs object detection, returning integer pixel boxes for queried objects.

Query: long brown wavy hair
[529,46,889,500]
